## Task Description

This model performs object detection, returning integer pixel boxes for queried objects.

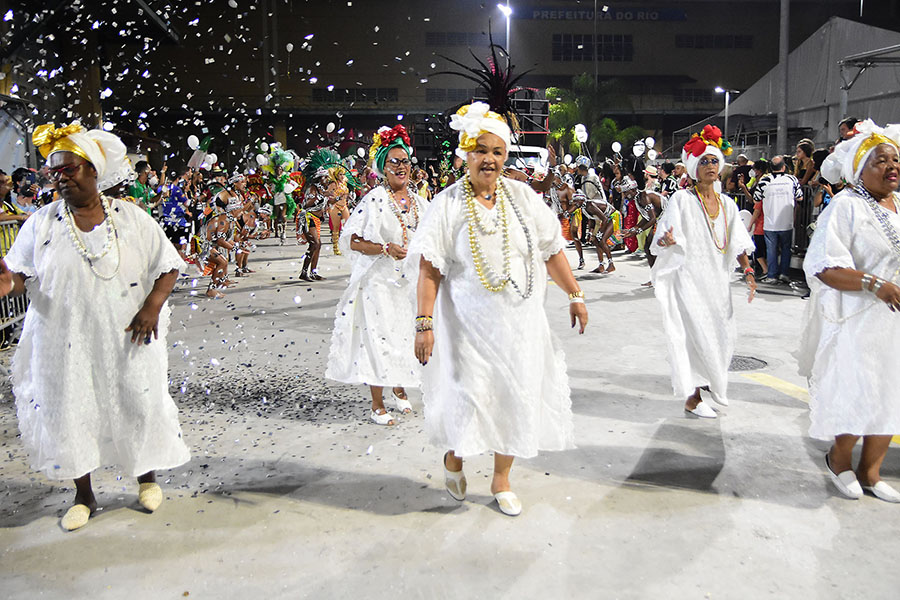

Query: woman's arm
[747,205,761,232]
[414,258,442,365]
[818,267,900,311]
[0,259,27,297]
[349,234,406,260]
[546,251,588,333]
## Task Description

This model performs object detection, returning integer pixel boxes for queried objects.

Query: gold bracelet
[568,290,584,301]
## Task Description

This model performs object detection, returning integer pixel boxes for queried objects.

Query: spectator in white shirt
[753,156,803,283]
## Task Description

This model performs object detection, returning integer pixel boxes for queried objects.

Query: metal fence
[0,221,28,329]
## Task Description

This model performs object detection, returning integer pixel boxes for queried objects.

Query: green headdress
[302,148,361,190]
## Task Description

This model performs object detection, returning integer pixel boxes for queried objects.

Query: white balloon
[256,154,267,165]
[611,142,622,153]
[187,135,199,150]
[647,149,658,161]
[260,142,269,152]
[632,142,645,157]
[576,131,588,143]
[286,43,294,52]
[326,122,336,133]
[564,154,573,165]
[411,157,418,164]
[645,137,656,148]
[227,0,237,7]
[357,147,366,158]
[574,123,586,133]
[207,153,218,165]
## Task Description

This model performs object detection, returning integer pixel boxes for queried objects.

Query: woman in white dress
[800,120,900,502]
[409,103,588,516]
[0,123,190,531]
[652,125,757,418]
[326,125,426,425]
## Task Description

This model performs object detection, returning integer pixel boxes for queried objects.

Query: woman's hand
[746,274,757,303]
[570,302,588,334]
[657,227,677,247]
[125,302,163,344]
[386,242,408,260]
[875,281,900,311]
[0,261,14,298]
[414,330,434,365]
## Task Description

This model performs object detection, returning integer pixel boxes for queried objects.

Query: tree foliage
[547,74,647,158]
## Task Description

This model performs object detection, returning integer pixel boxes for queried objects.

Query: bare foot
[590,265,605,274]
[605,263,616,273]
[206,288,225,299]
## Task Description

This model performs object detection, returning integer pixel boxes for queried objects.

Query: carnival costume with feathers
[260,147,299,218]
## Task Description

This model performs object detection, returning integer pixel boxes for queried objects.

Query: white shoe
[138,482,163,512]
[370,409,395,426]
[863,481,900,503]
[825,453,863,499]
[387,390,413,414]
[493,491,522,516]
[443,452,466,501]
[685,401,717,419]
[708,390,729,407]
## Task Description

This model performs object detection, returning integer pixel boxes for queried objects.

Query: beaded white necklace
[383,183,420,246]
[63,195,121,280]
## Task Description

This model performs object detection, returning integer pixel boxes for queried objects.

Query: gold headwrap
[32,123,90,161]
[854,132,898,173]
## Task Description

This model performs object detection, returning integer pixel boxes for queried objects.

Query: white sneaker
[863,481,900,503]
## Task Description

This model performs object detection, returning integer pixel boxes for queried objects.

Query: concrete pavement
[1,236,898,599]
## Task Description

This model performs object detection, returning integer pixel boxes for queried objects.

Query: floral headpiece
[682,124,733,159]
[449,102,512,159]
[369,124,412,177]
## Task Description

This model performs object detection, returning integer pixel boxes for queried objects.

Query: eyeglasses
[387,158,412,167]
[698,157,720,166]
[48,162,87,181]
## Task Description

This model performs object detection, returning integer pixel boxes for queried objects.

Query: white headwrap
[681,144,725,181]
[449,102,512,160]
[33,122,129,191]
[820,119,900,186]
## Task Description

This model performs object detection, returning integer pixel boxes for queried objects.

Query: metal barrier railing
[0,220,28,330]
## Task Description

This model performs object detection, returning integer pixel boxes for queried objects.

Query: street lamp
[497,2,512,63]
[714,86,740,142]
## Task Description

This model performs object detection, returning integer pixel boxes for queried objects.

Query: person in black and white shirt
[753,156,803,283]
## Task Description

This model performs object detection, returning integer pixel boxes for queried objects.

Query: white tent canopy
[726,17,900,146]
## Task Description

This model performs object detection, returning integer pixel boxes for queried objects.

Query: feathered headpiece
[821,119,900,186]
[433,25,532,139]
[681,124,732,180]
[302,148,361,190]
[261,147,295,176]
[369,125,412,177]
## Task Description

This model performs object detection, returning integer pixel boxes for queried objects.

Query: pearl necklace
[383,183,419,247]
[463,176,535,299]
[694,186,728,254]
[63,195,121,280]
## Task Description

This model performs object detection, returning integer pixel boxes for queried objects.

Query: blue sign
[520,6,687,21]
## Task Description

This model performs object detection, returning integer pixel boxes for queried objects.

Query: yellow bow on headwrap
[853,132,898,174]
[369,132,383,163]
[32,123,89,160]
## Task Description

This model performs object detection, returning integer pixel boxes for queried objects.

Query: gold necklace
[694,186,728,254]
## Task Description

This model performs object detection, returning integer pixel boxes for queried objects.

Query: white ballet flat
[685,401,717,419]
[708,390,729,407]
[863,481,900,503]
[370,409,395,426]
[443,452,466,501]
[138,482,163,512]
[388,390,413,414]
[825,453,863,499]
[493,491,522,517]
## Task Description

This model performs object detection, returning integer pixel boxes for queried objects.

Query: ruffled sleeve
[508,179,565,262]
[803,193,856,280]
[125,200,187,280]
[338,188,389,255]
[2,209,38,279]
[407,184,460,276]
[650,189,689,282]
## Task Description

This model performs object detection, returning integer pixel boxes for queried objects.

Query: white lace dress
[651,189,755,399]
[798,188,900,440]
[4,199,190,480]
[325,186,427,388]
[407,178,573,459]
